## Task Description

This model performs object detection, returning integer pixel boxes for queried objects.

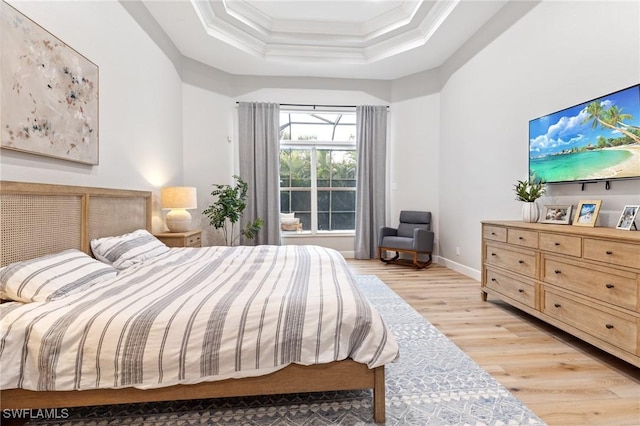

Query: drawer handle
[491,278,497,282]
[491,232,496,236]
[518,236,524,240]
[554,269,561,274]
[518,260,525,264]
[554,303,561,308]
[605,283,614,289]
[518,289,524,293]
[554,242,560,246]
[605,324,614,329]
[605,250,613,255]
[491,253,497,256]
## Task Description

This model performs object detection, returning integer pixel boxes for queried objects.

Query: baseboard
[342,253,481,283]
[437,257,481,281]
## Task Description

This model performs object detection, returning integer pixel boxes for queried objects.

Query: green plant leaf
[513,178,546,202]
[203,175,263,245]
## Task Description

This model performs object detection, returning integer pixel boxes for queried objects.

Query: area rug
[26,275,544,426]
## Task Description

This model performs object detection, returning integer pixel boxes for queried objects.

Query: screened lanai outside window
[279,111,356,233]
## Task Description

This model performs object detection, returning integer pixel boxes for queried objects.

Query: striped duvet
[0,245,399,391]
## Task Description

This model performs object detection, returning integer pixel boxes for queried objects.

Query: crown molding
[190,0,460,64]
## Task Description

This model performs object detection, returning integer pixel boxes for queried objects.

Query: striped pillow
[91,229,169,270]
[0,249,118,303]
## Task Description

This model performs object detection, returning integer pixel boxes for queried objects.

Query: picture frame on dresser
[541,205,572,224]
[573,200,601,227]
[616,205,639,230]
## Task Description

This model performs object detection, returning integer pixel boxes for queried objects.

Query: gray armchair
[378,211,434,269]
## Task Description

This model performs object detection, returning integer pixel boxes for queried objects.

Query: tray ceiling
[142,0,511,80]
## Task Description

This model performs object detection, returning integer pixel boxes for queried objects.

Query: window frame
[279,110,357,235]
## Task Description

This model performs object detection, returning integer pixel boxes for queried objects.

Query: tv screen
[529,84,640,184]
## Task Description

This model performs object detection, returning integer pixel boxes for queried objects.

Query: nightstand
[154,230,202,248]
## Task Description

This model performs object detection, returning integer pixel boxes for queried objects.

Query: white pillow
[280,212,300,225]
[0,249,117,303]
[91,229,169,269]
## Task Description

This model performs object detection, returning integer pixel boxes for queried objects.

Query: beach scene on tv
[529,85,640,183]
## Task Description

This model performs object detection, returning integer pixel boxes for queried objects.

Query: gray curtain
[354,105,387,259]
[238,102,281,246]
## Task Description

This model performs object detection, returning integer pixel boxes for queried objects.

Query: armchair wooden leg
[412,253,432,269]
[380,248,432,269]
[379,247,399,264]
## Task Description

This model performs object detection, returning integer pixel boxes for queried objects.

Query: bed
[0,181,398,423]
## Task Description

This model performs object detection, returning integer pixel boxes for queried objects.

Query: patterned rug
[26,275,544,426]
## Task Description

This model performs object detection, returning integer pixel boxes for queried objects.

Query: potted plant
[203,175,263,245]
[513,178,546,223]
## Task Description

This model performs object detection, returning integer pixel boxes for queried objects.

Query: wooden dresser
[481,220,640,367]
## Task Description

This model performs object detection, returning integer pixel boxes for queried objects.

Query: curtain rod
[235,102,389,109]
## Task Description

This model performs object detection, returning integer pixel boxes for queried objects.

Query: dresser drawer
[155,230,202,248]
[507,229,538,249]
[583,238,640,270]
[485,244,537,278]
[483,225,506,242]
[485,268,535,308]
[186,234,202,247]
[544,290,637,354]
[539,232,582,257]
[542,258,638,311]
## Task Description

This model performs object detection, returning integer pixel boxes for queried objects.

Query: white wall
[388,94,440,258]
[439,0,640,278]
[0,1,184,232]
[182,83,235,245]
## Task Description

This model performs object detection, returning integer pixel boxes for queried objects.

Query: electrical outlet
[455,246,460,256]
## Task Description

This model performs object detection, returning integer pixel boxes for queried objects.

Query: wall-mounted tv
[529,84,640,184]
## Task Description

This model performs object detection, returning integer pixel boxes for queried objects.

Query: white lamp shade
[161,187,198,232]
[161,187,197,210]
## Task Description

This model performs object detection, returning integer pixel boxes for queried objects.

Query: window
[279,111,356,233]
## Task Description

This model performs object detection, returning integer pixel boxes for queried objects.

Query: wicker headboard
[0,181,152,267]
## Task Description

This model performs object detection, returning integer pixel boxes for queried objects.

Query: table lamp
[161,186,197,232]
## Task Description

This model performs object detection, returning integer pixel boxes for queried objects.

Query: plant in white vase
[513,178,546,223]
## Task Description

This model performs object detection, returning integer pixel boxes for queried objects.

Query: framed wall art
[616,205,639,230]
[1,1,99,165]
[541,205,572,224]
[573,200,602,227]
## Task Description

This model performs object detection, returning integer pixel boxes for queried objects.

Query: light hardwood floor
[347,260,640,426]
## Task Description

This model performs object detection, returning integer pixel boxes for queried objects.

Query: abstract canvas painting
[1,1,99,165]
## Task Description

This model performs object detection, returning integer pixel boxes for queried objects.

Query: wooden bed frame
[0,181,386,423]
